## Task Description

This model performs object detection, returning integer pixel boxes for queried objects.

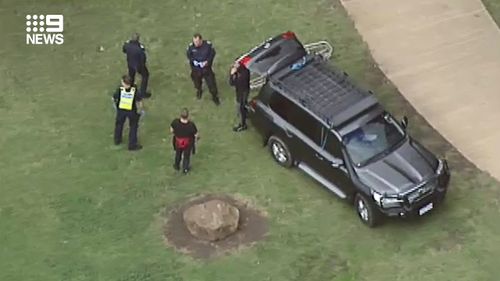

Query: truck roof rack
[271,56,379,128]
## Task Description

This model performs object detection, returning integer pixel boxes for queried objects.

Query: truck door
[313,129,355,197]
[267,91,322,164]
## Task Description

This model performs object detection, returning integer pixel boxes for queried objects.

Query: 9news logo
[26,14,64,45]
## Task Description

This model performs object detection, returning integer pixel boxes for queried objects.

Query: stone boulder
[183,199,240,241]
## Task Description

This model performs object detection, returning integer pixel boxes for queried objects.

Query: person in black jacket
[113,75,144,151]
[186,33,220,105]
[229,60,250,132]
[122,33,151,98]
[170,108,199,174]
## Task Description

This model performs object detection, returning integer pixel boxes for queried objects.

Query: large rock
[183,199,240,241]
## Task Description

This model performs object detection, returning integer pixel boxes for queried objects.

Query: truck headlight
[372,191,403,208]
[381,197,404,208]
[372,191,383,205]
[436,159,444,174]
[436,159,449,188]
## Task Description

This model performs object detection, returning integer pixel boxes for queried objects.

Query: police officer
[186,33,220,105]
[229,60,250,132]
[122,33,151,98]
[113,75,144,151]
[170,108,199,174]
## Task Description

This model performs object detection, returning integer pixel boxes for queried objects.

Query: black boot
[213,96,220,106]
[196,90,202,100]
[233,124,247,132]
[128,145,143,151]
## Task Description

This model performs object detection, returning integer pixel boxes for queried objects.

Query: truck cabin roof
[269,55,381,130]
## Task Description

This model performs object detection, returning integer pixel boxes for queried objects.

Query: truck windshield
[343,114,405,166]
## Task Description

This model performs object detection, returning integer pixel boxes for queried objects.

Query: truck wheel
[268,136,293,168]
[354,193,381,227]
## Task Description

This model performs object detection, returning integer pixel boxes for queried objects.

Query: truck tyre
[354,193,381,227]
[268,136,293,168]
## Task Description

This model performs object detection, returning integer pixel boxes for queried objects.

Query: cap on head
[180,108,189,119]
[131,32,140,41]
[121,75,132,86]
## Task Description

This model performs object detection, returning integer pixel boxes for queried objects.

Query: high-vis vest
[118,87,136,110]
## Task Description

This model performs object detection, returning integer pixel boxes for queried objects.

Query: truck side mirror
[401,116,409,130]
[331,158,344,168]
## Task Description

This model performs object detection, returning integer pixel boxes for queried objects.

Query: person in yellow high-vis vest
[113,75,144,151]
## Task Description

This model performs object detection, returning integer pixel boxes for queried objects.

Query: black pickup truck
[238,31,450,227]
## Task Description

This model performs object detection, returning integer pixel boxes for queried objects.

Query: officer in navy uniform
[186,33,220,105]
[113,75,144,151]
[122,33,151,98]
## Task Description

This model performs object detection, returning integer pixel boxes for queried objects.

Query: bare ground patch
[164,194,269,260]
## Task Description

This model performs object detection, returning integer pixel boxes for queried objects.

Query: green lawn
[483,0,500,25]
[2,0,500,280]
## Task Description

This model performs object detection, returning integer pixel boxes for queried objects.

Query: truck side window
[269,92,291,121]
[325,131,343,158]
[268,92,322,145]
[291,107,322,145]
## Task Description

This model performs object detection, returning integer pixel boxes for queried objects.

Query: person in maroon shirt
[170,108,199,174]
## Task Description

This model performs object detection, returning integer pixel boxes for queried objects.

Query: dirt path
[341,0,500,179]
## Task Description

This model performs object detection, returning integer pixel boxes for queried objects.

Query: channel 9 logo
[25,14,64,45]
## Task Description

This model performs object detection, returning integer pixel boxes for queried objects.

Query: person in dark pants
[113,75,144,151]
[122,33,151,98]
[186,33,220,105]
[229,60,250,132]
[170,108,199,174]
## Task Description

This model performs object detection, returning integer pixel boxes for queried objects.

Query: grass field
[483,0,500,25]
[2,0,500,280]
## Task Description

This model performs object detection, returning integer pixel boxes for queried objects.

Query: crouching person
[170,108,198,174]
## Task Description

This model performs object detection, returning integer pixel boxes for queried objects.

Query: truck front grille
[406,178,437,204]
